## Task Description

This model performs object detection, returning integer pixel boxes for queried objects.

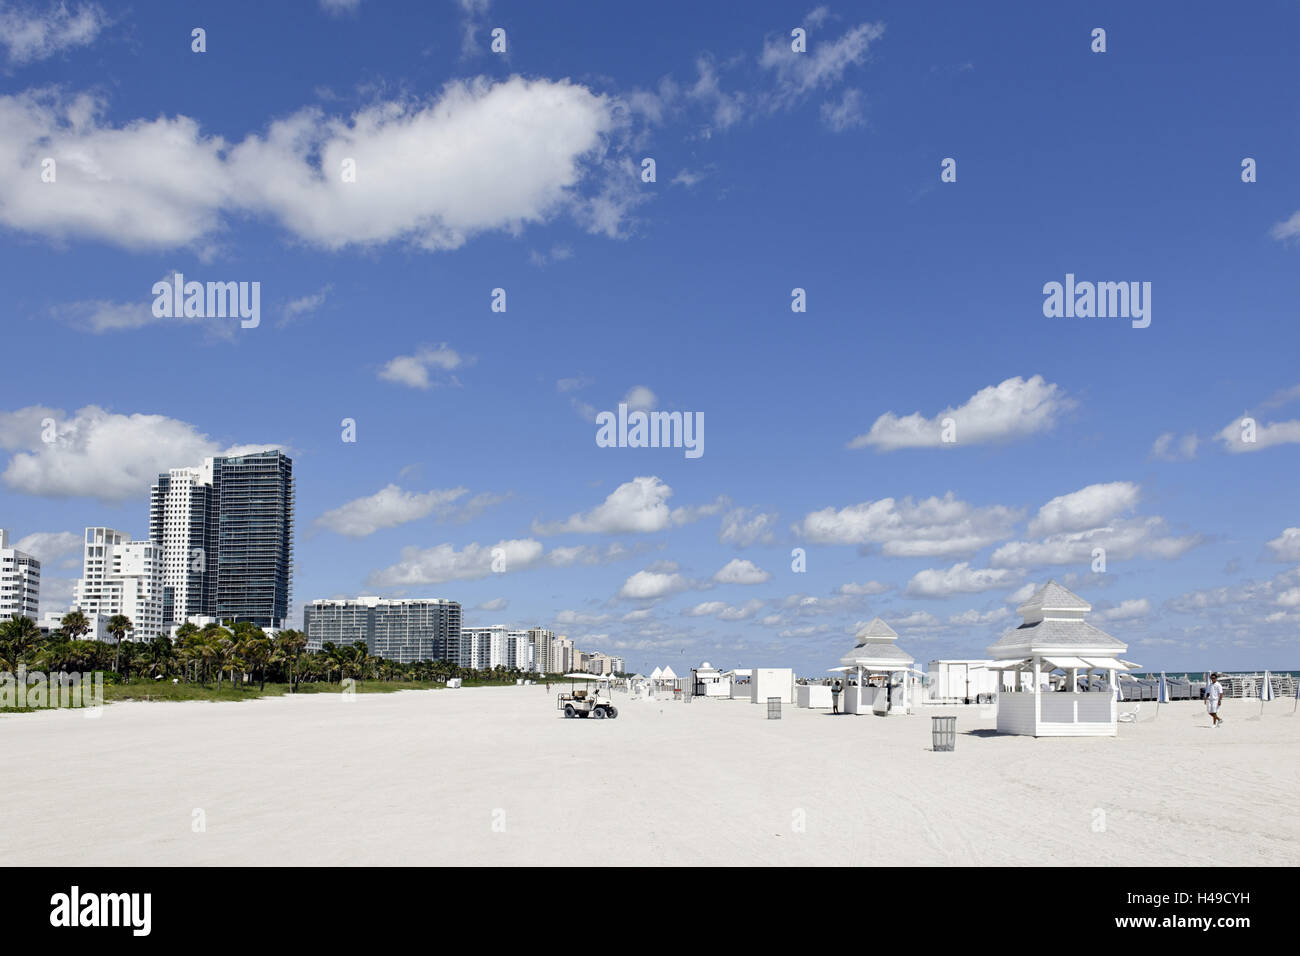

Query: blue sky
[2,0,1299,674]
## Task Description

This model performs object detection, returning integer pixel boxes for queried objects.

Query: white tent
[660,665,678,681]
[649,666,663,680]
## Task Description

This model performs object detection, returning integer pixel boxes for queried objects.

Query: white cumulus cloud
[1266,528,1300,562]
[0,77,618,252]
[367,538,545,587]
[849,375,1072,451]
[712,558,770,585]
[905,563,1020,598]
[314,485,471,537]
[1028,481,1140,537]
[798,492,1020,557]
[378,345,466,389]
[0,405,280,503]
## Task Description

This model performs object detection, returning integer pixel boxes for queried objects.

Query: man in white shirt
[1206,673,1224,727]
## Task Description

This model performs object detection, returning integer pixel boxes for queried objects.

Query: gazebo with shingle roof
[835,617,915,715]
[988,581,1140,737]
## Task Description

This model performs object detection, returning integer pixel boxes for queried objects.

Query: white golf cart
[557,673,619,719]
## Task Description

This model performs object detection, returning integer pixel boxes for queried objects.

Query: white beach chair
[1116,702,1140,723]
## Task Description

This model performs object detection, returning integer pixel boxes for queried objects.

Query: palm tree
[211,631,242,691]
[1,613,43,673]
[146,636,175,679]
[241,631,273,690]
[60,610,90,641]
[106,615,132,677]
[173,623,199,683]
[274,630,308,691]
[199,623,228,688]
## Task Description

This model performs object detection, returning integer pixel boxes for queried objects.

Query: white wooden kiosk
[837,618,914,715]
[692,662,729,697]
[988,581,1139,737]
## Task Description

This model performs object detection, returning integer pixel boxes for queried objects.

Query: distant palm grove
[0,611,543,689]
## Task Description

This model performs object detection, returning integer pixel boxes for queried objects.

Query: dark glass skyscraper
[214,451,294,628]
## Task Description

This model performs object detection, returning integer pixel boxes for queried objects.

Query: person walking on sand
[831,680,841,715]
[1207,672,1225,727]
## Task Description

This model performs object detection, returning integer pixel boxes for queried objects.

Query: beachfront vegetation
[0,612,576,709]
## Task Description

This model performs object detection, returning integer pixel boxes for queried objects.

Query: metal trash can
[767,697,782,720]
[931,715,956,751]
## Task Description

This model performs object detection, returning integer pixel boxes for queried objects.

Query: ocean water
[1130,671,1299,681]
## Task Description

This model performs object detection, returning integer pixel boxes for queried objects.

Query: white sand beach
[4,685,1297,866]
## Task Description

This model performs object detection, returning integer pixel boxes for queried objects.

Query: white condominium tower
[0,529,41,621]
[73,528,165,640]
[149,461,217,627]
[528,627,556,672]
[460,625,509,669]
[506,629,533,671]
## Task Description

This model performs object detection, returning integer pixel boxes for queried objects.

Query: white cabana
[649,666,663,681]
[660,665,678,681]
[838,618,914,715]
[989,581,1140,737]
[692,662,729,697]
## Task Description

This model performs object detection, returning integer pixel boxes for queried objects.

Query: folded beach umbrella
[1155,671,1168,716]
[1243,670,1272,719]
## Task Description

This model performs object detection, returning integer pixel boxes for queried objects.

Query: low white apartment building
[39,610,111,641]
[73,528,165,640]
[0,529,40,621]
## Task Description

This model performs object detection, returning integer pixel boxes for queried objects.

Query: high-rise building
[0,529,40,622]
[460,625,509,669]
[150,450,293,629]
[214,451,293,628]
[304,597,461,664]
[551,635,574,674]
[505,629,532,671]
[528,627,555,673]
[73,528,165,640]
[150,462,217,627]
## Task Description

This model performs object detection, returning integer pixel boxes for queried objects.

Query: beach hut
[692,662,728,698]
[749,667,795,704]
[987,581,1139,737]
[837,618,914,715]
